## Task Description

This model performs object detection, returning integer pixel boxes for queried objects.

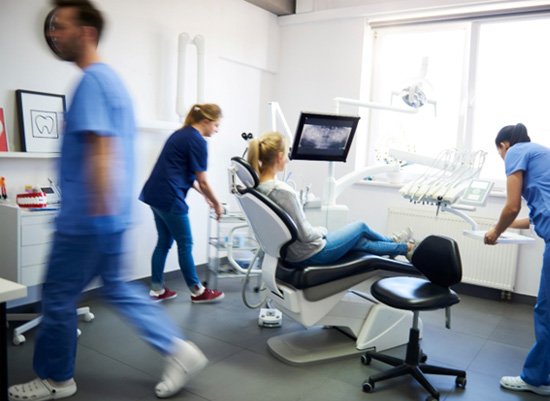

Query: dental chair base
[266,285,419,365]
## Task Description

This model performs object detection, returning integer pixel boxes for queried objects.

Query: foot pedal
[258,308,282,328]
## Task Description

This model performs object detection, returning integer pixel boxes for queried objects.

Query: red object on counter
[16,192,48,208]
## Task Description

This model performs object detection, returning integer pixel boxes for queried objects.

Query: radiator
[386,207,519,291]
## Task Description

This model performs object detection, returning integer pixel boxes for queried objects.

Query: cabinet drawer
[21,214,56,226]
[21,264,47,287]
[21,220,55,246]
[21,244,52,267]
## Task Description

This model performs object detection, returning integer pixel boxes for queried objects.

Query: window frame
[363,11,550,189]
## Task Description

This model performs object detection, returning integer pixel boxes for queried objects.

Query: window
[365,13,550,186]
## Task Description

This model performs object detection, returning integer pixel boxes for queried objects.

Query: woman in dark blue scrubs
[141,104,225,304]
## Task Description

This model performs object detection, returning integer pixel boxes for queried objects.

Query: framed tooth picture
[0,107,8,151]
[16,89,66,153]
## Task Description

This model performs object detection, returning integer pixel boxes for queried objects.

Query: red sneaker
[150,287,178,302]
[191,288,225,304]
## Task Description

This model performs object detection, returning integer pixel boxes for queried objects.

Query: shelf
[0,151,60,159]
[208,238,257,251]
[138,119,181,134]
[211,213,247,223]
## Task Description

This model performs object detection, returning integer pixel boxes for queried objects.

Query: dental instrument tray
[463,229,535,244]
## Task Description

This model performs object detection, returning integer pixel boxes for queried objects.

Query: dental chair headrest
[231,157,259,189]
[411,235,462,287]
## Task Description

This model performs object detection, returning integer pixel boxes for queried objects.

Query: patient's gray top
[257,179,327,263]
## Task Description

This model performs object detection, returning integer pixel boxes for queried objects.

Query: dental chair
[229,157,419,365]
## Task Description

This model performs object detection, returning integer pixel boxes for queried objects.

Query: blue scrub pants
[521,241,550,386]
[150,207,201,291]
[33,231,180,382]
[299,221,407,266]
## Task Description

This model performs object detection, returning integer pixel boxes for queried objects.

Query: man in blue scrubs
[485,123,550,396]
[8,1,206,400]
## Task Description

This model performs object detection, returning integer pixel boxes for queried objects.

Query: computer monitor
[289,112,360,162]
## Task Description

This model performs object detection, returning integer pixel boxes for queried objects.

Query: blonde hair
[184,103,223,126]
[247,131,288,176]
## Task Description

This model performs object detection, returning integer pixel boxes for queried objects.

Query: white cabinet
[0,204,56,287]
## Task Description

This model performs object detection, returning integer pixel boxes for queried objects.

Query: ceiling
[243,0,296,16]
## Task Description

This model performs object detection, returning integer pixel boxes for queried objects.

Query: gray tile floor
[7,273,543,401]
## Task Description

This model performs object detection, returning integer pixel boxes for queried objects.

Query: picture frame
[16,89,66,153]
[0,107,8,151]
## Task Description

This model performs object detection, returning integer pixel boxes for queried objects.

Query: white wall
[275,1,544,296]
[0,0,279,283]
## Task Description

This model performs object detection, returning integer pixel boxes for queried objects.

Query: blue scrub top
[140,126,207,214]
[505,142,550,240]
[56,63,135,235]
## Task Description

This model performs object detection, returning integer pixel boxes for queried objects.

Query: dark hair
[52,0,104,42]
[495,123,530,147]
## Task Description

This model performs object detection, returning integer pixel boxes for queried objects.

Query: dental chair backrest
[230,156,301,297]
[229,156,297,261]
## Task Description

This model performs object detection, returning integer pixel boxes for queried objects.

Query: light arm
[85,133,113,216]
[196,171,223,219]
[484,171,523,244]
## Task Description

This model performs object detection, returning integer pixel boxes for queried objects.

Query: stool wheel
[13,334,25,346]
[456,376,467,388]
[361,354,372,365]
[82,312,95,322]
[420,352,428,363]
[362,379,374,393]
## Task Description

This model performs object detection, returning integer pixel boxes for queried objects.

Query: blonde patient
[247,131,415,267]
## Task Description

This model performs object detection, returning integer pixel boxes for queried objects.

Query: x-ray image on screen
[290,112,360,162]
[299,124,351,154]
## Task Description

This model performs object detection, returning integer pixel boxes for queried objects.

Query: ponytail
[495,123,530,147]
[184,103,223,126]
[246,132,287,176]
[247,138,261,176]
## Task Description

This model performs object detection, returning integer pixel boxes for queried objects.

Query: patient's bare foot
[406,242,416,262]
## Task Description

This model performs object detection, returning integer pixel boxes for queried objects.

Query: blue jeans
[521,241,550,386]
[300,221,407,266]
[151,207,201,291]
[33,231,180,382]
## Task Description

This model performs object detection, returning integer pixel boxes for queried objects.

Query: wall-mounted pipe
[176,32,190,119]
[176,32,206,119]
[193,34,205,104]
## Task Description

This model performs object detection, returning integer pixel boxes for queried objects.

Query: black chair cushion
[275,252,419,301]
[371,276,460,311]
[277,253,415,289]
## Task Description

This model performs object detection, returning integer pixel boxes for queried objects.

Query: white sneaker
[500,376,550,396]
[392,227,413,243]
[155,339,208,398]
[8,378,77,401]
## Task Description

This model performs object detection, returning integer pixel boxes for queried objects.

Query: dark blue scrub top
[140,126,207,214]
